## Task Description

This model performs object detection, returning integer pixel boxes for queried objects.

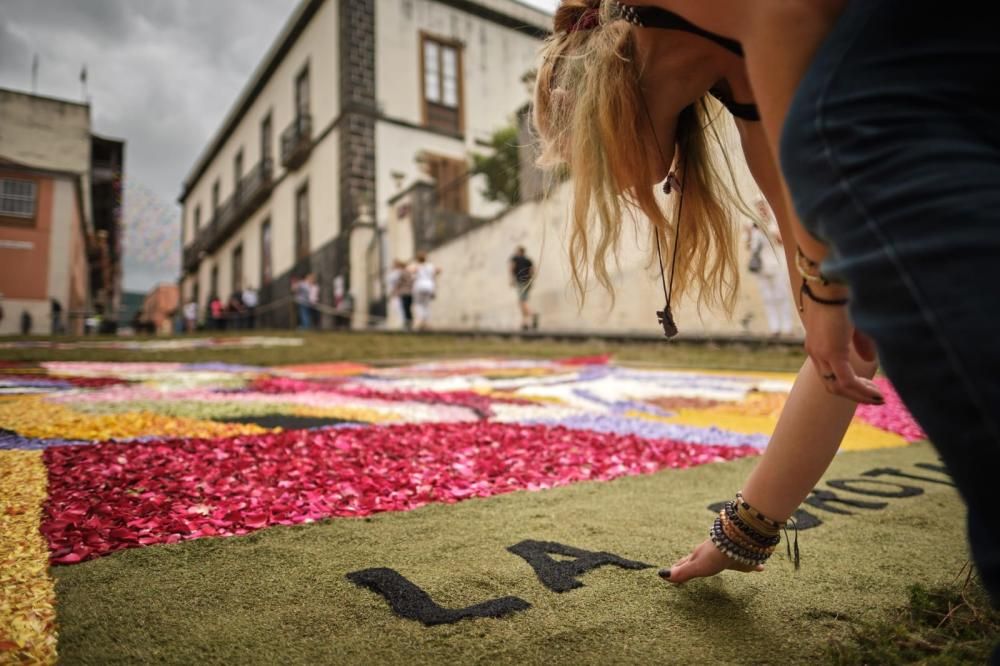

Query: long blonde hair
[534,0,744,312]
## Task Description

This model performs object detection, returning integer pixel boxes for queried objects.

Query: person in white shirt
[747,201,794,338]
[241,285,258,330]
[411,252,440,331]
[183,300,198,333]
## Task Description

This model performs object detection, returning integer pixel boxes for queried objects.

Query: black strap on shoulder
[709,88,761,122]
[629,5,744,57]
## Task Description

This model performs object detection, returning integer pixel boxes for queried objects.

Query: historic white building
[180,0,799,338]
[178,0,549,327]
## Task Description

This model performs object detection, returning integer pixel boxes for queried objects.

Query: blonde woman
[533,0,883,583]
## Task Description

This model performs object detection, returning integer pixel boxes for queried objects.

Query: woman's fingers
[813,355,883,404]
[829,358,884,404]
[803,308,884,404]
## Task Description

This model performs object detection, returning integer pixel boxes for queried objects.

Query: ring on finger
[821,373,836,381]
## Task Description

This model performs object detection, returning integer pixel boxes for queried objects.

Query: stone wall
[382,112,803,338]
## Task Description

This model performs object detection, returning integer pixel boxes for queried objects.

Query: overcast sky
[0,0,556,293]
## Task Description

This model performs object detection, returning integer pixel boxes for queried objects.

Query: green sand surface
[53,443,965,665]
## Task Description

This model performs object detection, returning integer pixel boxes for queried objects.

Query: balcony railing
[201,195,238,255]
[234,158,273,219]
[182,236,203,274]
[184,158,274,264]
[281,114,313,170]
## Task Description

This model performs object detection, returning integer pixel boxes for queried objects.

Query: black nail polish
[658,568,671,579]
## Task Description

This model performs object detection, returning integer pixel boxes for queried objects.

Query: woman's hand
[659,538,762,584]
[799,283,883,404]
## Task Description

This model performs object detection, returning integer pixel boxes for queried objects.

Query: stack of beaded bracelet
[710,492,795,568]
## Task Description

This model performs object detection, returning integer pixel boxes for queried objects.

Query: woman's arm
[735,2,884,404]
[663,119,877,584]
[736,119,879,517]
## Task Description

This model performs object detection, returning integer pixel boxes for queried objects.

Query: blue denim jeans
[781,0,1000,613]
[297,302,312,330]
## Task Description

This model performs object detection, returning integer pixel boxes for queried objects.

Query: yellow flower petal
[0,450,57,664]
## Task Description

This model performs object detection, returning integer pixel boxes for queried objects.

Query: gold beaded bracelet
[795,246,830,285]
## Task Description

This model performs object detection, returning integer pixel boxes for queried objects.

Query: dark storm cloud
[0,0,298,291]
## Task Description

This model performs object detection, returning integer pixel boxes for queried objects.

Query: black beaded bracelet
[798,279,849,313]
[710,518,773,566]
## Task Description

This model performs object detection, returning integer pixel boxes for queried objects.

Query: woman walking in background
[411,252,440,331]
[510,245,538,330]
[388,259,415,330]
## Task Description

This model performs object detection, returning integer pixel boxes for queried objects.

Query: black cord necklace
[639,95,691,339]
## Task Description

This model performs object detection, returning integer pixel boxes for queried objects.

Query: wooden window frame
[260,112,273,163]
[294,183,310,262]
[419,32,464,135]
[260,218,272,286]
[231,242,244,293]
[421,152,469,215]
[295,64,311,119]
[0,175,39,227]
[211,180,221,219]
[234,149,244,195]
[210,264,219,299]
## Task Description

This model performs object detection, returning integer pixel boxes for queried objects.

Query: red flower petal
[42,422,757,564]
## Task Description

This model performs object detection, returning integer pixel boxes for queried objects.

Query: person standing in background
[411,252,440,331]
[50,298,64,335]
[509,246,537,331]
[183,299,198,332]
[331,274,349,329]
[307,273,320,329]
[746,201,794,338]
[241,284,258,330]
[227,291,246,330]
[208,295,224,331]
[293,276,312,330]
[387,259,414,330]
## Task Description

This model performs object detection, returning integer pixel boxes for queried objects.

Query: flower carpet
[0,357,932,663]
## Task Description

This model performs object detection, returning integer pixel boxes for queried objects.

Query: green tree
[470,124,520,207]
